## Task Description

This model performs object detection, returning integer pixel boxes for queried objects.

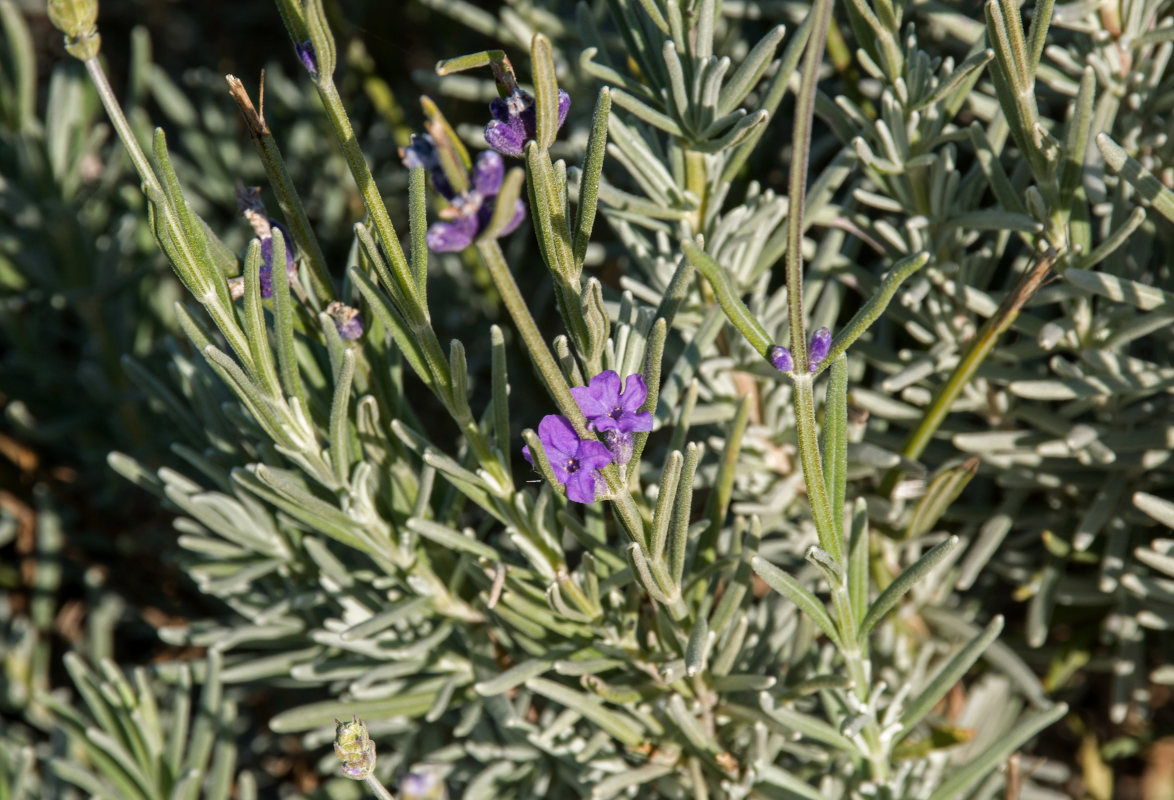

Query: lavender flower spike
[808,327,832,372]
[423,150,526,252]
[769,345,794,373]
[484,88,571,157]
[522,415,613,503]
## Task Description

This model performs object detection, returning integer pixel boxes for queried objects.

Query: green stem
[363,774,396,800]
[784,0,835,372]
[881,251,1056,494]
[316,78,424,324]
[226,75,334,304]
[793,374,841,562]
[684,150,709,235]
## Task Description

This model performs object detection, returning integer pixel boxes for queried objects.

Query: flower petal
[557,90,571,127]
[620,373,648,413]
[536,414,579,462]
[621,411,653,434]
[498,200,527,237]
[576,439,615,471]
[565,469,600,503]
[472,150,505,197]
[484,119,526,157]
[591,370,623,406]
[425,216,477,252]
[488,97,512,124]
[571,381,613,420]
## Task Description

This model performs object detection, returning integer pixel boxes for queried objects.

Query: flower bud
[334,715,376,780]
[807,328,832,372]
[47,0,101,60]
[769,345,793,373]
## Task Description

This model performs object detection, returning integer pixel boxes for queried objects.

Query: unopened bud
[334,715,376,780]
[47,0,101,60]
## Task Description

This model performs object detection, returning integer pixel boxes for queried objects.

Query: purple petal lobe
[620,374,649,414]
[489,97,511,123]
[565,470,599,503]
[498,199,527,237]
[425,217,477,252]
[557,90,571,127]
[472,151,505,197]
[484,119,526,157]
[536,415,580,461]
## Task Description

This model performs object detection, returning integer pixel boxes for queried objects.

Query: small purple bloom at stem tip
[769,345,793,373]
[484,88,571,157]
[327,301,364,341]
[808,327,832,371]
[295,40,318,78]
[522,415,613,503]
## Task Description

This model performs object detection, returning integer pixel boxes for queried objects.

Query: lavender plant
[23,0,1174,797]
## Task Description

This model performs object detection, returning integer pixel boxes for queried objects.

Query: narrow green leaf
[526,677,645,745]
[750,556,841,647]
[1097,132,1174,225]
[759,694,857,752]
[475,659,553,695]
[719,25,786,115]
[858,537,960,642]
[408,166,429,299]
[531,33,559,151]
[925,704,1068,800]
[898,616,1004,738]
[407,518,499,561]
[329,348,355,487]
[817,252,930,373]
[573,87,611,267]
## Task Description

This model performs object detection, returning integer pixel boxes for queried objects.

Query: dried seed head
[333,715,376,780]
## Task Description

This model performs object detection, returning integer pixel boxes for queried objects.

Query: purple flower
[769,345,793,373]
[571,371,654,435]
[808,327,832,372]
[400,134,453,199]
[327,301,363,341]
[423,150,526,252]
[485,88,571,157]
[400,771,447,800]
[294,40,318,79]
[258,223,298,299]
[523,415,613,503]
